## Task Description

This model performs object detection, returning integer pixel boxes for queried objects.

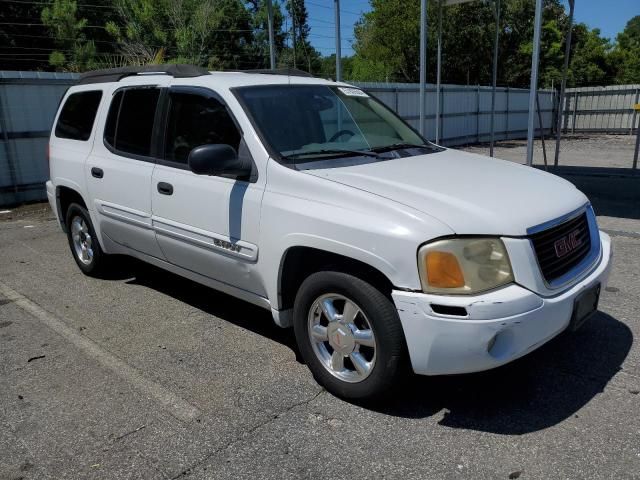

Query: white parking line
[0,281,201,424]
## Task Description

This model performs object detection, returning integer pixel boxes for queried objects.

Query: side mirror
[187,144,251,177]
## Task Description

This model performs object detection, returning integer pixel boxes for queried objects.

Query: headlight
[418,238,514,294]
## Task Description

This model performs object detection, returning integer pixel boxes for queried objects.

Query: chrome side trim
[151,217,258,262]
[95,200,153,230]
[527,204,602,290]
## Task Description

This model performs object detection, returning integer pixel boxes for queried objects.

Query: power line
[0,0,117,8]
[305,0,365,16]
[0,22,256,33]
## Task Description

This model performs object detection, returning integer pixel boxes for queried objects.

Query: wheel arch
[277,245,397,315]
[56,185,88,232]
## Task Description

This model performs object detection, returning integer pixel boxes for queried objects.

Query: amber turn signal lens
[426,251,465,288]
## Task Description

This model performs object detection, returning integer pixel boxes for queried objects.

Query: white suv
[47,65,612,400]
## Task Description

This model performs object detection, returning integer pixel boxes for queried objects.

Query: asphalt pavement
[0,200,639,480]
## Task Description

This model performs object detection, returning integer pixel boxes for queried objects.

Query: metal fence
[562,85,640,134]
[353,82,555,146]
[0,71,76,206]
[2,70,620,207]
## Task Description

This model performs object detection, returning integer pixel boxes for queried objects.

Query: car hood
[303,148,589,236]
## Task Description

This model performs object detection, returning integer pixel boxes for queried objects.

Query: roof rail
[78,64,210,85]
[237,68,314,78]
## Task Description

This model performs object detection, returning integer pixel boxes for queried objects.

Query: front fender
[259,160,453,309]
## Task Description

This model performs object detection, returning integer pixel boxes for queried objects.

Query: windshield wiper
[283,148,381,160]
[370,142,430,153]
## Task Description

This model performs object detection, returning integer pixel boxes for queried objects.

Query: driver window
[164,92,241,165]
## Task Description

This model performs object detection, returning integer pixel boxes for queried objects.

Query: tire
[65,203,108,277]
[293,271,407,401]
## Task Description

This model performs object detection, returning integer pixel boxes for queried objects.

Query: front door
[150,86,266,297]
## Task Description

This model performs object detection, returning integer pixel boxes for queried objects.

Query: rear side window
[55,91,103,141]
[104,90,122,147]
[104,88,160,157]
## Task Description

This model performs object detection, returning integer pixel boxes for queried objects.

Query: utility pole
[291,0,297,69]
[266,0,276,69]
[526,0,543,166]
[489,0,501,157]
[419,0,428,137]
[435,0,442,143]
[334,0,342,81]
[553,0,574,167]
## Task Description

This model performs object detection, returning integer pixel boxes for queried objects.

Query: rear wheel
[65,203,108,276]
[293,271,407,400]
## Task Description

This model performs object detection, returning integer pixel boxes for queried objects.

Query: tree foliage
[350,0,637,87]
[0,0,636,87]
[41,0,96,71]
[610,16,640,84]
[279,0,322,73]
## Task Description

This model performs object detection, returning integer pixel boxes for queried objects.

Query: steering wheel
[329,129,355,142]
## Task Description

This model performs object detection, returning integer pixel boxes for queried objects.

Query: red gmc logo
[554,230,583,258]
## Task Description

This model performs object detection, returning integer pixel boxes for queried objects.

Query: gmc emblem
[554,230,583,258]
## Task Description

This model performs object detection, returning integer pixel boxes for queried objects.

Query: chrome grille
[530,212,591,283]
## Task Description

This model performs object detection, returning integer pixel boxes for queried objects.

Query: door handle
[157,182,173,195]
[91,167,104,179]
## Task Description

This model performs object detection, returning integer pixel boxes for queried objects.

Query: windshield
[235,85,438,164]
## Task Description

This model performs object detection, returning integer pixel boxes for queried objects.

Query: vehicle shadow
[373,311,632,434]
[105,258,632,435]
[114,258,302,360]
[543,166,640,221]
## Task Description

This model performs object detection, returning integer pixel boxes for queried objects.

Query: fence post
[440,86,444,143]
[505,87,509,140]
[476,85,480,143]
[633,124,640,172]
[631,89,639,136]
[562,92,570,133]
[394,87,399,113]
[571,91,578,133]
[0,88,19,202]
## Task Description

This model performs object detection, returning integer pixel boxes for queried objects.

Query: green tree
[41,0,98,71]
[349,0,618,87]
[568,25,615,87]
[318,54,354,80]
[611,16,640,84]
[280,0,321,73]
[245,0,287,69]
[105,0,254,69]
[1,0,54,70]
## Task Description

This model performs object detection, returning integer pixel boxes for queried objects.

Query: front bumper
[393,231,612,376]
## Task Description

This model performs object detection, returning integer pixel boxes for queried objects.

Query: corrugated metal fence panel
[0,73,555,205]
[564,85,640,133]
[354,82,555,146]
[0,71,77,205]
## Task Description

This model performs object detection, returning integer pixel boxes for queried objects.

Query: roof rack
[78,64,210,85]
[237,68,314,78]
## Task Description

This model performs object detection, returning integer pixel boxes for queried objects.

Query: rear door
[86,83,166,258]
[150,86,266,296]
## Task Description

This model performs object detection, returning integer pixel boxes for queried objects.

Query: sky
[303,0,640,57]
[562,0,639,41]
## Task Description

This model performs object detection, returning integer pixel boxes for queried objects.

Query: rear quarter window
[55,90,103,141]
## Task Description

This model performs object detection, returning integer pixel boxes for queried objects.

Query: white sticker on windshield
[338,87,369,97]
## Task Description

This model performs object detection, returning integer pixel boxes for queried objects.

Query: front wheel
[293,271,407,401]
